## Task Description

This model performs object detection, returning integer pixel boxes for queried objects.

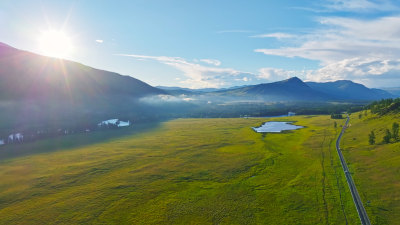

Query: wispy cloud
[140,94,195,104]
[324,0,399,12]
[258,68,300,80]
[95,39,104,43]
[256,16,400,63]
[293,0,399,13]
[251,32,294,39]
[255,14,400,86]
[117,54,253,88]
[306,58,400,85]
[200,59,221,66]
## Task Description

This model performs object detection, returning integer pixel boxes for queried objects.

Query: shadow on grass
[0,121,163,162]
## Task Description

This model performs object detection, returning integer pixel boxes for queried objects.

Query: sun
[38,30,73,58]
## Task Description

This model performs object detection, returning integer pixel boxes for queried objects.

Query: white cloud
[140,94,196,104]
[307,57,400,82]
[255,58,400,87]
[118,54,254,88]
[95,39,104,43]
[255,14,400,86]
[324,0,399,12]
[294,0,399,12]
[200,59,221,66]
[258,68,300,80]
[251,32,294,39]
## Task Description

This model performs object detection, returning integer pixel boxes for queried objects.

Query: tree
[392,122,399,141]
[334,121,337,128]
[383,129,392,144]
[369,131,375,145]
[359,114,362,119]
[331,114,343,119]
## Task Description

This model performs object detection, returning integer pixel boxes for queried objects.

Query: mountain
[159,77,392,101]
[159,77,393,101]
[156,86,248,95]
[305,80,393,100]
[0,42,166,131]
[381,87,400,97]
[0,42,164,101]
[156,86,199,95]
[213,77,330,101]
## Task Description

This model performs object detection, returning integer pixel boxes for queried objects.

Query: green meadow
[0,116,359,224]
[341,112,400,224]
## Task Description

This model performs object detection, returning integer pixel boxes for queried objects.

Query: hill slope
[306,80,393,100]
[214,77,330,101]
[0,42,163,101]
[0,42,166,131]
[342,111,400,224]
[160,77,392,101]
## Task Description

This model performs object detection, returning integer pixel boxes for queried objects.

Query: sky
[1,0,400,88]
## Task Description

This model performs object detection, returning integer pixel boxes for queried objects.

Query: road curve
[336,116,371,225]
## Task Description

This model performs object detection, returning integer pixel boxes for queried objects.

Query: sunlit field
[342,112,400,224]
[2,1,400,224]
[0,116,359,224]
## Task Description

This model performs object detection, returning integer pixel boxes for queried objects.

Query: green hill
[341,110,400,224]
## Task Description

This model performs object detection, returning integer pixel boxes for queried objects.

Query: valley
[3,1,400,224]
[0,116,360,224]
[1,41,400,224]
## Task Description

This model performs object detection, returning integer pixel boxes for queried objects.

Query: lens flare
[38,30,73,58]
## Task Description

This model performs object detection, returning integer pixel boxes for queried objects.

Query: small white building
[288,112,296,116]
[98,119,131,127]
[8,133,24,143]
[118,120,130,127]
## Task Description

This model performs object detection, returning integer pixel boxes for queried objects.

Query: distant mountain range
[0,41,396,132]
[382,87,400,97]
[159,77,394,101]
[0,42,394,103]
[214,77,329,101]
[306,80,393,100]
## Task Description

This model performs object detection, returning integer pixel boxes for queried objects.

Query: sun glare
[38,30,73,58]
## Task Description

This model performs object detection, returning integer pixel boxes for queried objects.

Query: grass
[341,111,400,224]
[0,116,359,224]
[0,122,161,161]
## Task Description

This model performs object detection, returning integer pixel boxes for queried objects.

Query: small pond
[252,121,303,133]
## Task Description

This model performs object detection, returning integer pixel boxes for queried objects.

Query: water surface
[253,121,303,133]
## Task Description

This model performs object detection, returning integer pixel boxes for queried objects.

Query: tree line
[367,98,400,115]
[369,122,399,145]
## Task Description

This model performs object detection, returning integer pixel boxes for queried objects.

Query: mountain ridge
[0,42,393,103]
[0,42,164,101]
[306,80,393,100]
[159,77,392,101]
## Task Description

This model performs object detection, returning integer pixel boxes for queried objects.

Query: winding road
[336,116,371,225]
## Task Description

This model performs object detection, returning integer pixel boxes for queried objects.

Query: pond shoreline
[252,121,304,133]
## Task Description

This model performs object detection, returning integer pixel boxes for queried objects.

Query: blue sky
[1,0,400,88]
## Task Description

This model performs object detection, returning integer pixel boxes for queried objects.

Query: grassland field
[0,115,362,224]
[341,112,400,225]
